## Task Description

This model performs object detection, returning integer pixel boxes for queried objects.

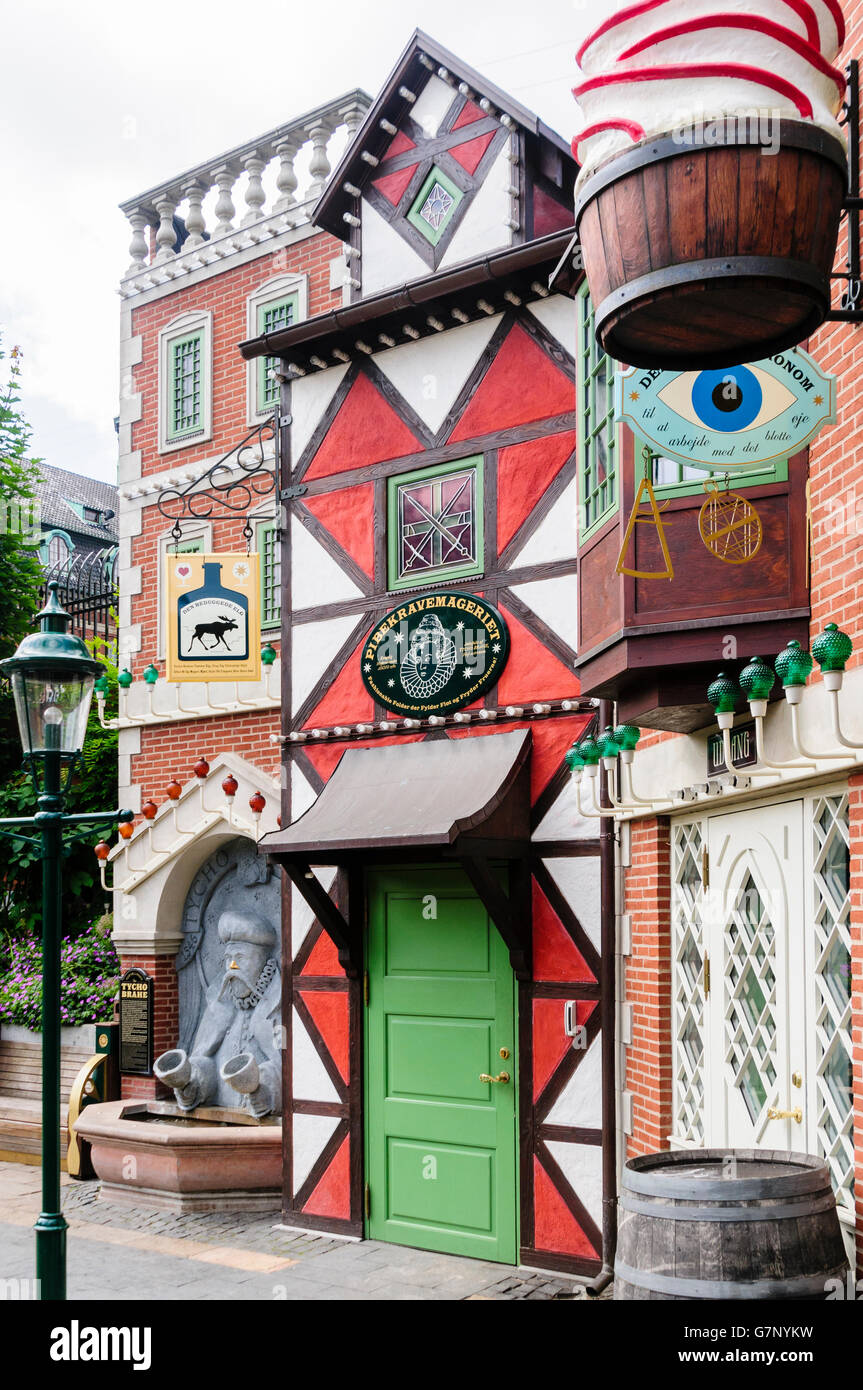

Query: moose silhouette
[188,615,239,651]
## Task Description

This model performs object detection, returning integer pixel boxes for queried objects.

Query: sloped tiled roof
[33,462,118,544]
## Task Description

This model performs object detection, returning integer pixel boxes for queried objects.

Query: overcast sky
[2,0,603,484]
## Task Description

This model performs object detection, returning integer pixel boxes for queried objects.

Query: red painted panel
[452,99,486,130]
[384,130,417,159]
[533,998,595,1099]
[496,606,579,706]
[449,130,495,175]
[532,184,575,238]
[300,989,350,1084]
[497,431,575,553]
[300,928,343,977]
[448,325,573,442]
[532,880,595,983]
[303,1134,350,1219]
[529,716,590,806]
[303,639,375,730]
[533,1156,599,1259]
[306,373,422,480]
[372,164,419,206]
[303,483,376,578]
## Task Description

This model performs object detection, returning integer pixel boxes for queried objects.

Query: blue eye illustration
[658,366,796,434]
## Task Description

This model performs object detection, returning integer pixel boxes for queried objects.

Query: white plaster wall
[293,1006,340,1103]
[291,515,362,609]
[360,199,428,299]
[439,142,514,270]
[293,1113,339,1194]
[373,315,501,434]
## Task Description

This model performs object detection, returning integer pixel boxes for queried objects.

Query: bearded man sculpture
[154,909,281,1117]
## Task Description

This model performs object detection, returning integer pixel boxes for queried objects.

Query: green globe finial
[707,671,738,714]
[117,669,133,689]
[565,744,585,772]
[261,643,277,667]
[94,674,109,696]
[142,663,159,686]
[613,724,641,752]
[599,725,619,759]
[774,640,813,688]
[812,622,853,673]
[739,655,775,702]
[578,736,602,766]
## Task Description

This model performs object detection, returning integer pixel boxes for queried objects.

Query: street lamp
[0,583,132,1300]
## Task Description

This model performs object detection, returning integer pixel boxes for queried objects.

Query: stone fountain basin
[72,1099,282,1213]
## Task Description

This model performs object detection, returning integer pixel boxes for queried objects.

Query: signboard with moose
[165,553,261,682]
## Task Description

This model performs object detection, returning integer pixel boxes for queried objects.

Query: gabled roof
[33,462,118,544]
[315,28,573,242]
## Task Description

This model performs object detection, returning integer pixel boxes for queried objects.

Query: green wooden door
[365,866,518,1262]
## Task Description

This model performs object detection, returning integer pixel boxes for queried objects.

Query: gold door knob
[479,1072,510,1084]
[767,1106,802,1123]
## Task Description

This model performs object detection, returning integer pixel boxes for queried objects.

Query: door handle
[767,1106,802,1124]
[479,1071,510,1084]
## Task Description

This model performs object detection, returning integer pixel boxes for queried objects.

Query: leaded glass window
[387,457,483,591]
[257,296,297,412]
[671,822,707,1143]
[406,167,463,247]
[724,871,777,1124]
[577,284,617,537]
[169,333,203,439]
[811,794,853,1211]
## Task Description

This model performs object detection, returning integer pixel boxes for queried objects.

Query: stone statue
[154,909,281,1117]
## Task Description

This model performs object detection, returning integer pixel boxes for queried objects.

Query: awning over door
[259,729,530,858]
[259,729,532,976]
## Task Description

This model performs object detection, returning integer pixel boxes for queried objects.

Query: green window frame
[577,283,617,539]
[257,296,298,413]
[648,450,789,498]
[172,535,204,556]
[168,332,204,441]
[406,166,464,247]
[387,456,484,593]
[258,519,281,628]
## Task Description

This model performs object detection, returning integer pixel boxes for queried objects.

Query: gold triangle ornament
[615,475,674,580]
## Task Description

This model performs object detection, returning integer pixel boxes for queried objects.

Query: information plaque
[118,967,154,1076]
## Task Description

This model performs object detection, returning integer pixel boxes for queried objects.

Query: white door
[705,802,806,1152]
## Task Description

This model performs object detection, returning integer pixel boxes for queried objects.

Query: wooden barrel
[575,122,847,370]
[615,1149,849,1300]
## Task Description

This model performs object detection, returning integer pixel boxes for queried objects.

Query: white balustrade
[119,89,372,287]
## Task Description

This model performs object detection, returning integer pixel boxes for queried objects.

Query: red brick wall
[130,712,280,806]
[118,954,177,1100]
[624,817,672,1157]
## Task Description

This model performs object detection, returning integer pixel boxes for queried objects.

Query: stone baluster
[212,165,237,237]
[273,137,300,213]
[153,195,178,263]
[241,151,267,226]
[181,180,208,249]
[125,207,151,276]
[340,100,366,141]
[306,121,333,200]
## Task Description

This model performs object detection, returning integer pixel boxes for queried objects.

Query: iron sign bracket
[827,58,863,323]
[155,412,279,547]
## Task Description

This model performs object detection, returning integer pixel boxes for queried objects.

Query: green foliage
[0,913,119,1029]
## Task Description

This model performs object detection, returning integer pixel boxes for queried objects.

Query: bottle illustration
[176,560,249,663]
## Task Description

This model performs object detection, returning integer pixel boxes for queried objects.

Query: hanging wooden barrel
[575,122,847,370]
[615,1149,848,1300]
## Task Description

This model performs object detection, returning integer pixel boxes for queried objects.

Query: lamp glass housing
[11,668,96,761]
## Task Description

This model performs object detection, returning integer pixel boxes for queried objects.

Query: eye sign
[658,367,796,434]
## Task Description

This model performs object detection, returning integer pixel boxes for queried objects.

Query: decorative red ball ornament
[194,756,210,779]
[141,801,157,820]
[94,841,111,861]
[249,791,266,815]
[166,779,182,801]
[222,774,238,799]
[277,816,282,828]
[118,821,134,840]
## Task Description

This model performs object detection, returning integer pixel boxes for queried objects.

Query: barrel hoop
[620,1188,839,1222]
[594,257,829,330]
[614,1259,847,1300]
[574,123,847,223]
[623,1163,830,1201]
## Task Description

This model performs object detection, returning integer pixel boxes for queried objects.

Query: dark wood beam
[279,859,361,978]
[458,854,530,980]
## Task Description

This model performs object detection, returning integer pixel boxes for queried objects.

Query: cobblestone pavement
[0,1161,611,1302]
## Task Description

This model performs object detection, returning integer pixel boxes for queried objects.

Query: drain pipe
[586,697,618,1296]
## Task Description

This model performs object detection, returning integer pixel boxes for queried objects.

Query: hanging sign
[165,553,260,683]
[360,591,510,715]
[707,720,757,777]
[614,346,836,469]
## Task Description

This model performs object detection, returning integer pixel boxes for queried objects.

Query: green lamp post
[0,584,132,1300]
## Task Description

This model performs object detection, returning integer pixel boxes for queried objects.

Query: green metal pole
[34,746,67,1301]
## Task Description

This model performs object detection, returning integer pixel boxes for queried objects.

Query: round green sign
[361,591,510,716]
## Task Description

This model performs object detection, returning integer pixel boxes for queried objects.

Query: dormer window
[407,167,463,246]
[83,506,100,524]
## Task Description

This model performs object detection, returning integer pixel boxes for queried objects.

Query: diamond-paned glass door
[809,795,854,1214]
[671,822,706,1144]
[723,872,777,1129]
